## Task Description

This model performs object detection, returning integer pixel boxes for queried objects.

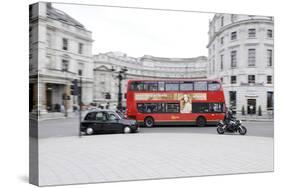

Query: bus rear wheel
[196,116,206,127]
[144,117,154,127]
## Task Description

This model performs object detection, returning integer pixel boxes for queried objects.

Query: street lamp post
[117,67,128,111]
[110,67,127,111]
[93,66,127,112]
[62,68,69,117]
[78,75,82,137]
[117,73,123,111]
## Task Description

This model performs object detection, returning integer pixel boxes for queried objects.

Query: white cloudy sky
[53,3,214,58]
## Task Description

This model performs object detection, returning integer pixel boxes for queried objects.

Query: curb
[241,119,273,122]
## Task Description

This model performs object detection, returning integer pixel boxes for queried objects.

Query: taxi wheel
[86,127,94,135]
[123,126,131,134]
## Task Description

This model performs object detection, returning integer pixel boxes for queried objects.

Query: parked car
[81,110,140,135]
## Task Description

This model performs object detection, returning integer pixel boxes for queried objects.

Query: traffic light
[71,79,78,95]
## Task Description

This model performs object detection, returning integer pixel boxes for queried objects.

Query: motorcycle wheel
[238,126,247,135]
[217,126,225,134]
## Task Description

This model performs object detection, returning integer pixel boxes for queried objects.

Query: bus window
[130,81,143,91]
[208,82,220,91]
[137,103,166,113]
[180,82,193,91]
[193,103,224,113]
[137,103,144,113]
[192,103,209,113]
[165,82,179,91]
[157,103,166,112]
[194,81,207,91]
[166,103,180,113]
[149,103,158,112]
[209,103,223,112]
[143,82,158,91]
[158,82,165,91]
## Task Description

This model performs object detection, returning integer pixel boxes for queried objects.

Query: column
[64,84,72,113]
[37,81,47,115]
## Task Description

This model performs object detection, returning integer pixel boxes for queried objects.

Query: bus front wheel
[196,116,206,127]
[144,117,154,127]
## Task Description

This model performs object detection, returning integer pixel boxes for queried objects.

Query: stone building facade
[207,14,274,117]
[93,52,207,109]
[29,3,274,119]
[29,2,93,116]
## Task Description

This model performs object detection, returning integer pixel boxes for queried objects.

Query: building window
[231,76,237,84]
[78,69,82,76]
[248,49,256,67]
[78,43,83,54]
[47,33,52,48]
[267,75,272,84]
[212,60,215,73]
[248,28,256,38]
[29,49,32,59]
[46,56,52,68]
[221,16,224,27]
[248,75,255,84]
[29,5,33,18]
[29,27,32,38]
[220,54,224,70]
[231,50,237,68]
[231,31,237,40]
[267,49,273,66]
[220,37,224,45]
[62,38,68,50]
[62,59,69,71]
[229,91,237,110]
[231,14,237,22]
[267,29,273,38]
[267,91,274,110]
[29,26,32,59]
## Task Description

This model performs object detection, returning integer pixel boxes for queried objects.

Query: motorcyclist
[224,108,235,130]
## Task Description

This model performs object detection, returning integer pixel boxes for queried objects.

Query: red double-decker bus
[126,79,226,127]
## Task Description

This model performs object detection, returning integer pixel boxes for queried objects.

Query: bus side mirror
[124,93,127,99]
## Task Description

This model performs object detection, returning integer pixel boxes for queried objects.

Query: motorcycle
[217,119,247,135]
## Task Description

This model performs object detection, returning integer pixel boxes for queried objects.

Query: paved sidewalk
[32,112,81,121]
[38,133,273,186]
[236,115,273,122]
